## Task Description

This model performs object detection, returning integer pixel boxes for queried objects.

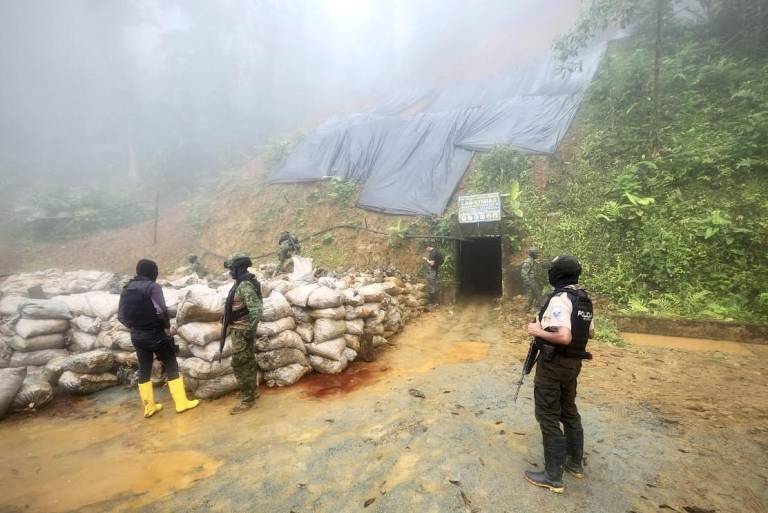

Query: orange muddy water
[622,332,755,355]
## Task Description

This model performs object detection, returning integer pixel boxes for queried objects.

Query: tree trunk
[651,0,663,156]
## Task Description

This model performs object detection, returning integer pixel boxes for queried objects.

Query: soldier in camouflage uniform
[222,253,263,415]
[187,254,206,277]
[277,231,301,274]
[521,247,543,314]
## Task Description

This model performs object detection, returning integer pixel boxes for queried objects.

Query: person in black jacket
[118,259,199,418]
[523,255,594,494]
[423,245,444,306]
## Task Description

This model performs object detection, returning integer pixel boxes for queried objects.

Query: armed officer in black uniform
[524,255,594,494]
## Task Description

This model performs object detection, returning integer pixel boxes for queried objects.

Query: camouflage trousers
[277,241,295,271]
[523,282,543,312]
[230,328,258,403]
[426,269,438,304]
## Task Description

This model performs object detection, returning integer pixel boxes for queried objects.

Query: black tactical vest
[538,287,593,357]
[118,279,162,331]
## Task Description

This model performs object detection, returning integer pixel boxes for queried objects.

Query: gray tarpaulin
[269,43,608,216]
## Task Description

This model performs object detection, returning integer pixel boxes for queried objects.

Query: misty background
[0,0,582,194]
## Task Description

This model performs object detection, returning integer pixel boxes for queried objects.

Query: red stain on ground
[299,364,388,399]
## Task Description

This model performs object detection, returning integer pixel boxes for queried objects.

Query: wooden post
[153,191,159,245]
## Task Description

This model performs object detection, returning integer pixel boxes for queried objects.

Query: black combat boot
[564,428,585,479]
[524,435,566,493]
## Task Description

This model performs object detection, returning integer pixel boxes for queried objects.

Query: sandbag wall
[174,271,428,398]
[0,270,122,417]
[0,268,428,420]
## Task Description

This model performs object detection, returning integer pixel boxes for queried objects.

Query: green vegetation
[523,26,768,322]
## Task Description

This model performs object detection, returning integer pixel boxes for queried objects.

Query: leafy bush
[523,29,768,322]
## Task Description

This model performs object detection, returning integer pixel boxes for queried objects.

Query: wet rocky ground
[0,297,766,513]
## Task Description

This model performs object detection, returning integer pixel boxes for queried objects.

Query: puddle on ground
[0,414,221,513]
[622,332,754,355]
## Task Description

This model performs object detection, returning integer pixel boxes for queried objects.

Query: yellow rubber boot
[168,377,199,413]
[138,381,163,418]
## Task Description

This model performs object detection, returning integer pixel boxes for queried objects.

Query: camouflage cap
[527,247,540,257]
[224,252,250,268]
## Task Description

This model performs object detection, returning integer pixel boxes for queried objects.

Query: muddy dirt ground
[0,297,766,513]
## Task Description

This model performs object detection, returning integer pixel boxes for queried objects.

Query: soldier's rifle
[513,337,540,403]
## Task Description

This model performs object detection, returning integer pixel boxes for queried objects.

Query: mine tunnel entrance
[458,237,502,296]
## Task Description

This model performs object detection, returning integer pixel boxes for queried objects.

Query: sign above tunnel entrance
[458,193,501,223]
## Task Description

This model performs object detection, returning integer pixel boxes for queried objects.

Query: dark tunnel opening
[458,237,502,296]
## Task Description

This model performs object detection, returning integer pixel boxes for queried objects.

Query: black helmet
[527,247,540,258]
[547,255,581,288]
[136,259,159,282]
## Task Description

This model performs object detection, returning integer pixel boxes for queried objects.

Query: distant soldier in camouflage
[187,254,206,277]
[222,253,263,415]
[277,231,301,274]
[521,247,543,313]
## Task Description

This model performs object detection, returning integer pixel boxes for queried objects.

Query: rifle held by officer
[513,338,540,403]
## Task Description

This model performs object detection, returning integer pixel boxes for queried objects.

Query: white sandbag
[344,334,361,352]
[10,349,68,367]
[289,255,315,283]
[305,338,346,361]
[17,299,72,320]
[175,288,224,325]
[61,349,114,374]
[380,281,404,296]
[189,338,232,362]
[84,291,120,320]
[112,350,138,367]
[14,318,69,339]
[341,289,364,307]
[52,291,119,320]
[264,363,311,387]
[317,277,337,289]
[261,291,293,322]
[308,354,348,374]
[181,357,233,380]
[308,306,346,320]
[263,279,289,296]
[59,371,118,394]
[346,319,364,336]
[176,337,192,358]
[67,330,98,352]
[372,336,388,347]
[41,355,69,385]
[345,303,380,320]
[0,295,28,317]
[364,323,385,336]
[10,376,53,412]
[292,306,312,323]
[190,373,239,399]
[255,348,309,372]
[343,347,358,363]
[295,322,314,343]
[0,337,12,368]
[0,367,26,419]
[70,315,102,335]
[255,330,306,353]
[307,287,343,309]
[162,288,182,318]
[284,283,320,307]
[384,276,405,289]
[313,319,346,343]
[256,317,296,337]
[358,283,387,303]
[94,328,133,351]
[178,322,221,346]
[10,333,66,352]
